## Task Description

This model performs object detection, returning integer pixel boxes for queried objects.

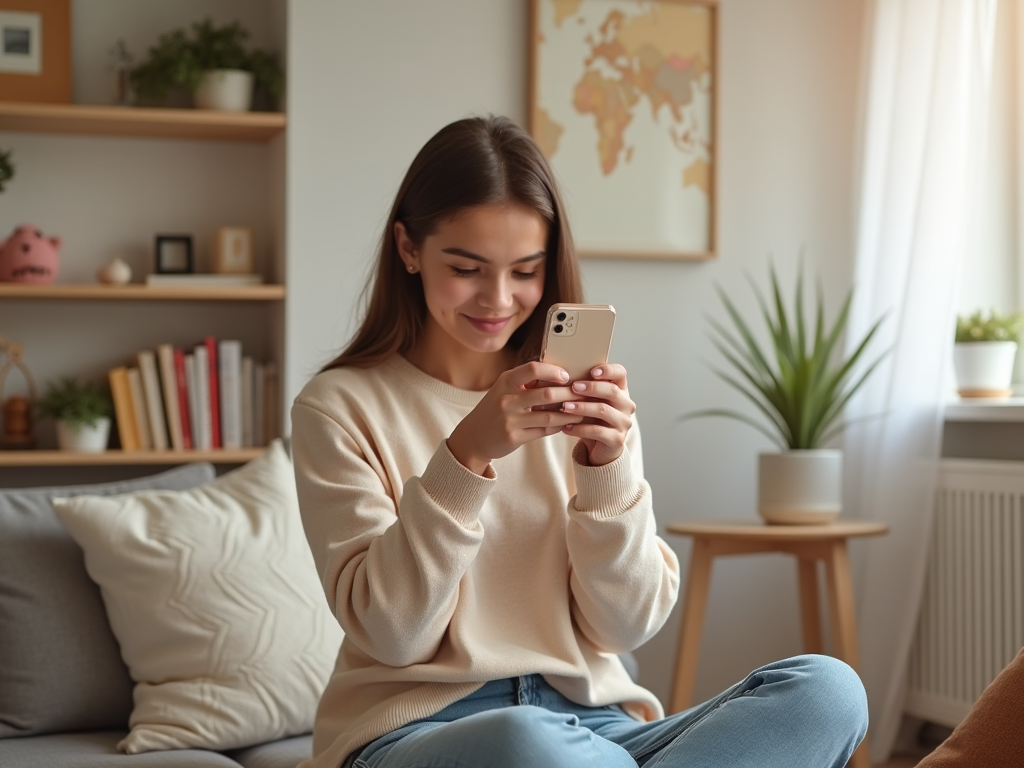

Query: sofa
[0,443,339,768]
[0,442,642,768]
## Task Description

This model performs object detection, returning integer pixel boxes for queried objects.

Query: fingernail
[592,367,603,377]
[560,370,569,382]
[562,424,573,432]
[563,402,577,411]
[572,382,586,392]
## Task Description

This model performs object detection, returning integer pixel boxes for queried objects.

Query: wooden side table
[666,519,888,768]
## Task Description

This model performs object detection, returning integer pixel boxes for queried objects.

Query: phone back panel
[539,304,616,382]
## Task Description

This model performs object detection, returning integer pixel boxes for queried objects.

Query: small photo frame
[0,11,41,74]
[211,227,254,274]
[0,0,71,103]
[154,235,193,275]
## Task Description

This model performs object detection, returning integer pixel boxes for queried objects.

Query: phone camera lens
[556,312,567,322]
[554,324,564,334]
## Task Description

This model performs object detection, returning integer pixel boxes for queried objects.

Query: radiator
[906,460,1024,728]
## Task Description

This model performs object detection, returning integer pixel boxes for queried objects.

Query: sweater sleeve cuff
[417,440,496,526]
[571,441,644,519]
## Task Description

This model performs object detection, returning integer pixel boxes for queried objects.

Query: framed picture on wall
[528,0,718,260]
[0,0,72,103]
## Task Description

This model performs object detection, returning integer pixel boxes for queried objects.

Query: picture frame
[211,227,254,275]
[154,235,194,275]
[528,0,718,260]
[0,0,72,103]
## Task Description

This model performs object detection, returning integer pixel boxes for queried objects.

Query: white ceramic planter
[758,450,842,525]
[953,341,1017,398]
[56,418,111,453]
[194,69,254,112]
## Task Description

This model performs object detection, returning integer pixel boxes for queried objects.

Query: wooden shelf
[945,397,1024,422]
[0,448,265,467]
[0,283,285,301]
[0,101,285,142]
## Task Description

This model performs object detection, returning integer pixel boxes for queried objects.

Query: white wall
[286,0,866,707]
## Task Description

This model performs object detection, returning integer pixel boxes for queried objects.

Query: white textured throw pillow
[51,440,342,754]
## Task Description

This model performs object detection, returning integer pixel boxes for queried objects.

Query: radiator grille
[906,460,1024,727]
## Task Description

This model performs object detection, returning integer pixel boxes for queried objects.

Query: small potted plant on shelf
[0,148,14,193]
[35,376,114,453]
[680,262,887,524]
[129,18,283,112]
[954,309,1024,399]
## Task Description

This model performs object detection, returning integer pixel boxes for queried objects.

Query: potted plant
[0,148,14,193]
[129,18,283,112]
[683,263,887,524]
[953,309,1024,399]
[35,377,113,452]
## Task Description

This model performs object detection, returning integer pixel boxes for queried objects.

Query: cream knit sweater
[290,355,680,768]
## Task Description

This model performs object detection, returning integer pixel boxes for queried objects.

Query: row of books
[108,338,278,452]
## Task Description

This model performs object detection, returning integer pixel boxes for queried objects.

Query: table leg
[797,557,824,655]
[824,540,870,768]
[670,536,714,713]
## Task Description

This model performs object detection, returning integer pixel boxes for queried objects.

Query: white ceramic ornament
[97,258,132,285]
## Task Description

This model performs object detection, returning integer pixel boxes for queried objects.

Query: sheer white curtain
[843,0,998,762]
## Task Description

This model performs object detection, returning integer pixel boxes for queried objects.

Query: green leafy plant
[682,264,888,450]
[955,309,1024,343]
[0,148,14,193]
[129,18,283,104]
[35,377,113,429]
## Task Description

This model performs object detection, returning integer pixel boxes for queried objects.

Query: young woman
[291,115,868,768]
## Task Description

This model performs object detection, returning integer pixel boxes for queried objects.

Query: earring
[407,265,417,274]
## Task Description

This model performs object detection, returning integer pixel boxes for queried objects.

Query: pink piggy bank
[0,225,61,283]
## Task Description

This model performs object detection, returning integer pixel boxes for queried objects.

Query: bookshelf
[0,449,265,467]
[0,101,285,142]
[1,96,286,470]
[0,284,285,301]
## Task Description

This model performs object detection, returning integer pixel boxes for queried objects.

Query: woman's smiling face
[396,203,549,362]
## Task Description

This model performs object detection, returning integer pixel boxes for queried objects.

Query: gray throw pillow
[0,463,217,739]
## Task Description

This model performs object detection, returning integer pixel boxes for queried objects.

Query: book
[173,348,193,450]
[240,355,254,448]
[126,366,153,450]
[204,337,221,449]
[264,362,279,442]
[107,366,140,452]
[156,344,184,451]
[192,345,213,450]
[253,360,266,447]
[145,273,263,287]
[184,353,202,451]
[137,350,169,451]
[218,339,243,450]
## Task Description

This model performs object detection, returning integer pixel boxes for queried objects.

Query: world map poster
[530,0,716,259]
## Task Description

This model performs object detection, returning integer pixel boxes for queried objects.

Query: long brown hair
[321,115,583,372]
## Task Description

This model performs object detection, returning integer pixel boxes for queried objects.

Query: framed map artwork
[529,0,717,260]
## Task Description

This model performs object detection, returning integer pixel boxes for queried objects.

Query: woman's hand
[447,361,584,475]
[559,363,635,467]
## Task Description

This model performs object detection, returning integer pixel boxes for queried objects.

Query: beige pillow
[51,440,342,754]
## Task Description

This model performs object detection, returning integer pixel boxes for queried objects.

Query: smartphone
[539,303,617,382]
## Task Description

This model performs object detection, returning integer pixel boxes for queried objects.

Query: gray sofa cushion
[227,734,312,768]
[0,464,217,739]
[0,731,243,767]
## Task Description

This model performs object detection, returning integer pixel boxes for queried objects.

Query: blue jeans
[347,654,868,767]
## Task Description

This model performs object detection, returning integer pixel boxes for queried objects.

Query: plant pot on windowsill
[678,261,887,525]
[953,310,1024,399]
[953,341,1017,399]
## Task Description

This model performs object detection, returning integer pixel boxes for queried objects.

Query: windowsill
[945,397,1024,422]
